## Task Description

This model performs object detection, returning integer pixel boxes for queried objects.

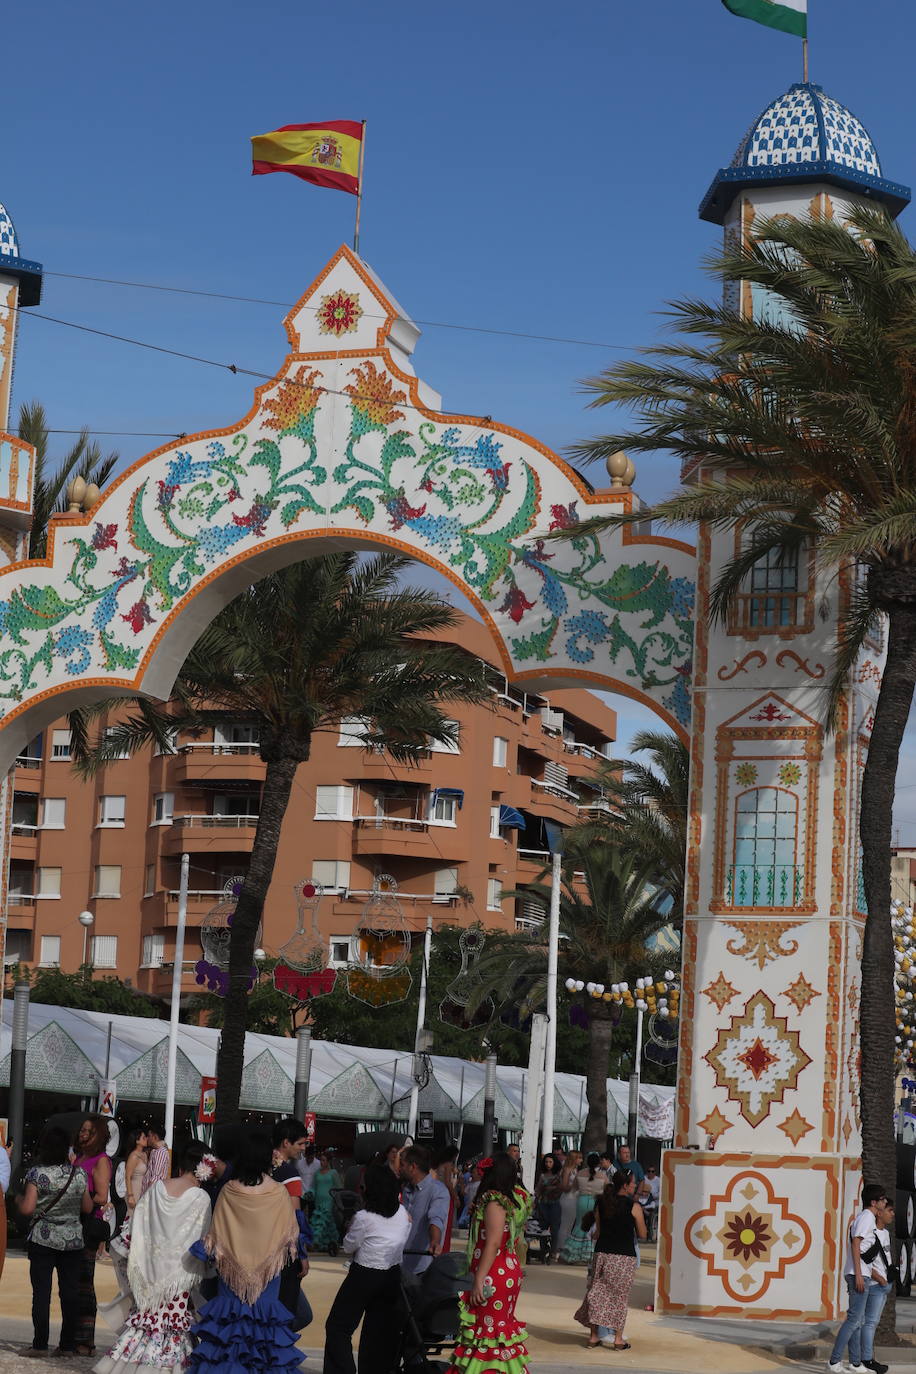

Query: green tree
[474,836,671,1150]
[8,963,159,1017]
[602,730,689,929]
[89,553,490,1124]
[566,204,916,1222]
[17,401,118,557]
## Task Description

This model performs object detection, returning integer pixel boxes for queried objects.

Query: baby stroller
[328,1187,363,1257]
[524,1212,552,1264]
[396,1251,470,1373]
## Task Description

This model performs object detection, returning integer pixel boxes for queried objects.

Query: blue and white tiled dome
[700,82,910,225]
[0,198,42,305]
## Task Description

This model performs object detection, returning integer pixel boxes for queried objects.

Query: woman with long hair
[95,1140,211,1374]
[123,1130,150,1217]
[323,1162,410,1374]
[18,1126,93,1357]
[534,1152,563,1258]
[189,1129,302,1374]
[310,1151,342,1252]
[574,1169,646,1351]
[447,1152,532,1374]
[74,1115,113,1357]
[556,1150,581,1251]
[559,1153,605,1265]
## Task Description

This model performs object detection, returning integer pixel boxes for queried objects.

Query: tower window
[728,787,800,908]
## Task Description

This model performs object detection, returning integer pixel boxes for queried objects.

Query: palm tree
[17,400,118,556]
[88,552,490,1122]
[564,204,916,1209]
[601,730,689,929]
[476,835,671,1149]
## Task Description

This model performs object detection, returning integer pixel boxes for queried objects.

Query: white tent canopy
[0,1002,675,1138]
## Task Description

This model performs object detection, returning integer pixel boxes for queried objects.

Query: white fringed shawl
[127,1181,212,1312]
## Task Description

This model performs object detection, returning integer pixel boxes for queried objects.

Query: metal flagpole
[803,37,808,82]
[164,852,189,1149]
[353,121,367,254]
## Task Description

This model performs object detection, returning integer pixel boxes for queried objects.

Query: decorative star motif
[702,971,740,1013]
[778,1108,814,1146]
[782,973,821,1013]
[705,990,812,1127]
[685,1170,812,1303]
[697,1106,734,1146]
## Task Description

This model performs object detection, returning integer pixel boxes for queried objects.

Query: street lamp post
[78,910,94,967]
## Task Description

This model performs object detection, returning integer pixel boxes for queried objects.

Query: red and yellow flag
[251,121,363,196]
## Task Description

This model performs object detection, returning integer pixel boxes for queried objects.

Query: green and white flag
[721,0,807,38]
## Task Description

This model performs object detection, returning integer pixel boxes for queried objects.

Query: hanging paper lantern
[195,876,260,996]
[272,879,338,1001]
[347,873,413,1007]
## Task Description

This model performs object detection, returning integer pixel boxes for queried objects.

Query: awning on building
[432,788,465,809]
[498,805,526,830]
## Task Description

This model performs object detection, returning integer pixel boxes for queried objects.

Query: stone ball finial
[606,450,636,489]
[83,483,101,511]
[67,475,87,513]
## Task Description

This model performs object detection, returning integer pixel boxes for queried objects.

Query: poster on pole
[304,1111,316,1143]
[98,1080,117,1118]
[418,1113,434,1139]
[198,1077,217,1124]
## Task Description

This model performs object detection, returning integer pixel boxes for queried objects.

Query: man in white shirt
[296,1146,321,1211]
[857,1197,893,1374]
[828,1184,890,1374]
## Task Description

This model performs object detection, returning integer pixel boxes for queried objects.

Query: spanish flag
[251,121,364,196]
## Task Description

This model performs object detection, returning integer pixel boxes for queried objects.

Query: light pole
[78,910,94,967]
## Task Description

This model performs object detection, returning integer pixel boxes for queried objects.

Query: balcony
[723,864,804,910]
[162,814,259,854]
[527,779,579,824]
[169,743,264,787]
[7,893,36,921]
[343,751,433,782]
[138,960,201,999]
[328,889,461,928]
[10,823,39,860]
[351,815,435,858]
[578,798,614,819]
[144,889,237,926]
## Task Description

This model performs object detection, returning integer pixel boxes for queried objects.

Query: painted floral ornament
[347,873,412,1007]
[273,879,338,1001]
[195,876,260,996]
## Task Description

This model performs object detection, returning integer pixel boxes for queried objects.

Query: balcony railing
[15,756,41,770]
[11,823,38,837]
[178,742,260,756]
[531,779,579,802]
[336,889,460,906]
[563,739,608,761]
[518,848,550,863]
[8,892,35,904]
[172,814,259,829]
[725,864,804,908]
[578,800,613,816]
[352,815,428,833]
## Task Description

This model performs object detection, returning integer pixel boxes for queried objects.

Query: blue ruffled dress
[188,1242,304,1374]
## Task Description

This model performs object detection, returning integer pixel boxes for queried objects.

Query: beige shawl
[206,1178,298,1304]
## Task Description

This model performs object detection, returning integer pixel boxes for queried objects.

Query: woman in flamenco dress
[448,1153,533,1374]
[189,1129,303,1374]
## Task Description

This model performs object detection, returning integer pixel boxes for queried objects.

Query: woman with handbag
[74,1115,114,1357]
[18,1125,93,1357]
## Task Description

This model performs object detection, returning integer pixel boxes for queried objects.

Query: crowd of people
[12,1119,659,1372]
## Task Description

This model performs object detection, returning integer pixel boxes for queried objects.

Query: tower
[657,84,910,1320]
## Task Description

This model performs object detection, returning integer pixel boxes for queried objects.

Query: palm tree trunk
[860,602,916,1338]
[583,1013,614,1152]
[215,739,308,1124]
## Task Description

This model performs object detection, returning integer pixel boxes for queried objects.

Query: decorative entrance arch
[0,246,694,769]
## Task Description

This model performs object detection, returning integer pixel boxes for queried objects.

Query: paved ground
[0,1239,909,1373]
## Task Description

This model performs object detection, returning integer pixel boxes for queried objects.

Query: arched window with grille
[728,787,801,908]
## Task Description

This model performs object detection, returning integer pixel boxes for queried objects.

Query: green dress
[310,1168,342,1250]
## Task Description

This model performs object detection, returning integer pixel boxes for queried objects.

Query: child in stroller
[524,1211,553,1264]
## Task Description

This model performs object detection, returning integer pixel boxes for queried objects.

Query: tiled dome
[700,82,910,225]
[0,203,19,259]
[0,200,43,305]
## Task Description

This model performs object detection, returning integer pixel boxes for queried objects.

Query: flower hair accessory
[195,1153,219,1182]
[478,1156,494,1171]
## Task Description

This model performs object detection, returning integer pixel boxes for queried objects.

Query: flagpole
[803,37,808,81]
[353,120,367,255]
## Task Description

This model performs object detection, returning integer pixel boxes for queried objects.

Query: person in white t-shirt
[857,1197,893,1374]
[324,1162,411,1374]
[828,1184,890,1374]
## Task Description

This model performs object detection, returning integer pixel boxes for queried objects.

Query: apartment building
[4,614,616,999]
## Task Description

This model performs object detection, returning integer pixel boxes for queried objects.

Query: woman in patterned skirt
[574,1170,646,1351]
[448,1153,533,1374]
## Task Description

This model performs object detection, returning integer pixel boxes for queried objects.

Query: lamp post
[78,910,94,967]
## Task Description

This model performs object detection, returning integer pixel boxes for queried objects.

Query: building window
[94,865,122,898]
[338,716,370,747]
[91,935,118,968]
[214,722,259,750]
[487,878,503,910]
[429,793,457,825]
[141,933,165,968]
[312,860,351,892]
[98,795,126,827]
[153,728,178,757]
[17,736,43,768]
[729,787,800,908]
[434,868,459,903]
[329,936,352,968]
[490,805,502,839]
[40,798,66,829]
[36,867,62,898]
[430,721,460,754]
[39,935,61,967]
[493,737,508,768]
[51,730,72,761]
[152,792,174,824]
[144,864,156,897]
[315,785,354,820]
[732,546,808,633]
[5,929,32,962]
[103,727,131,760]
[213,792,260,818]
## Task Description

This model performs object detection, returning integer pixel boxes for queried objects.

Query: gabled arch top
[0,246,697,766]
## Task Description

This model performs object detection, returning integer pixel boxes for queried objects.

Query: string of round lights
[894,900,916,1067]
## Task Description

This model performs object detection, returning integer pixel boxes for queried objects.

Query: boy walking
[828,1185,892,1374]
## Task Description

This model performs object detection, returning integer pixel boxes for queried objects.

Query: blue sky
[6,0,916,830]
